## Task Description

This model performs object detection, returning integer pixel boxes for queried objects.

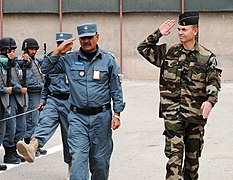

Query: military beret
[178,12,199,26]
[77,22,97,38]
[56,32,73,42]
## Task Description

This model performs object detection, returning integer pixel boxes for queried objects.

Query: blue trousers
[0,100,6,145]
[32,97,71,164]
[3,95,26,147]
[25,92,41,139]
[68,110,113,180]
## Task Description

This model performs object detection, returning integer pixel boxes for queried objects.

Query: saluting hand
[159,19,176,36]
[52,37,76,56]
[201,101,213,119]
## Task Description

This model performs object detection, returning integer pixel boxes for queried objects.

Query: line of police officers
[0,37,46,170]
[0,23,125,180]
[17,32,73,180]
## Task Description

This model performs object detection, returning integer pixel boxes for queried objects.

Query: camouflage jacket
[137,29,222,124]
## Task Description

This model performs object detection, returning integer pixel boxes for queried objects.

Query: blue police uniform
[0,55,27,164]
[0,63,7,145]
[31,31,73,165]
[32,72,71,164]
[41,45,125,179]
[3,64,26,145]
[18,57,44,140]
[0,63,8,170]
[32,33,72,165]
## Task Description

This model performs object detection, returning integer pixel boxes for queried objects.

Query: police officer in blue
[0,61,9,169]
[40,22,125,180]
[0,37,27,165]
[19,38,47,156]
[0,37,16,170]
[17,32,73,179]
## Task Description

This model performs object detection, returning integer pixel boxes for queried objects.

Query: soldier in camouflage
[137,12,222,180]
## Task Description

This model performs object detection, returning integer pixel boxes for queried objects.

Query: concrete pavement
[0,80,232,180]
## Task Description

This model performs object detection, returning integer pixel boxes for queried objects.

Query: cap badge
[84,26,88,30]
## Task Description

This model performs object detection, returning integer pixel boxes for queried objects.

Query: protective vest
[31,59,44,83]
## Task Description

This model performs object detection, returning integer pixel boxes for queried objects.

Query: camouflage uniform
[137,29,222,180]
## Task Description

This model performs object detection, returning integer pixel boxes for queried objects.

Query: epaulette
[198,44,212,56]
[199,44,212,53]
[107,51,115,59]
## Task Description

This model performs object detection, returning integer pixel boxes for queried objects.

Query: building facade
[1,0,232,80]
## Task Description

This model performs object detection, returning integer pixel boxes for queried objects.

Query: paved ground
[0,80,232,180]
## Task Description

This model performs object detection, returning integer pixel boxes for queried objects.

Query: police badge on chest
[79,70,85,77]
[92,70,100,80]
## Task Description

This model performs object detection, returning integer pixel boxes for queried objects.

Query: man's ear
[194,27,198,36]
[96,33,100,39]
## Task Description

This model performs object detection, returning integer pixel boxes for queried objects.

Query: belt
[49,93,69,100]
[70,103,111,116]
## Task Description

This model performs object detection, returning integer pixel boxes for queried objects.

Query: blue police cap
[178,12,199,26]
[77,23,97,38]
[56,32,73,42]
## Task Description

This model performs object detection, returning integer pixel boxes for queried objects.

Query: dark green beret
[178,12,199,26]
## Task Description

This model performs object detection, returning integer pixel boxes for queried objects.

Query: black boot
[0,164,7,171]
[35,148,47,157]
[14,153,25,162]
[24,138,30,144]
[12,145,25,162]
[4,147,21,164]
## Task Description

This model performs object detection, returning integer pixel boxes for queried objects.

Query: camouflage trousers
[163,119,205,180]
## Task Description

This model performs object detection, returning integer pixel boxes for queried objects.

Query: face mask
[0,56,9,68]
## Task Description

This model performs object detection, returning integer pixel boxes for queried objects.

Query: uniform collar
[77,45,103,61]
[181,42,199,54]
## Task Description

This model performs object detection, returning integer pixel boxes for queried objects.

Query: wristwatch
[113,114,121,120]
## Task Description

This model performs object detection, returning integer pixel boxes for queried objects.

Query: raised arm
[137,19,175,67]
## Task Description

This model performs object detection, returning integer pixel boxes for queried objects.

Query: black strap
[49,93,69,100]
[70,103,111,115]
